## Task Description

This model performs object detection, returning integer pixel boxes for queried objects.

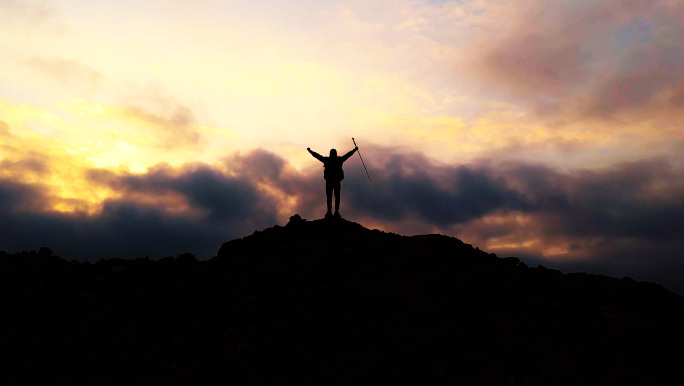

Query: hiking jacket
[308,148,357,181]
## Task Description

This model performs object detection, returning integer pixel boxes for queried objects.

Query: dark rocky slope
[2,215,684,385]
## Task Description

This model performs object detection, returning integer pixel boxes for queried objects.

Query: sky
[2,0,684,293]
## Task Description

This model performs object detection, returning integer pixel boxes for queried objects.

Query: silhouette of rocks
[288,213,305,224]
[2,217,684,385]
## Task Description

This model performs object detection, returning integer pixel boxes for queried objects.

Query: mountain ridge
[2,214,684,384]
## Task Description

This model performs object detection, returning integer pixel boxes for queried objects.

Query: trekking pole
[352,137,371,181]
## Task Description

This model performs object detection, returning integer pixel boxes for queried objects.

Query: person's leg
[325,180,333,216]
[334,181,341,216]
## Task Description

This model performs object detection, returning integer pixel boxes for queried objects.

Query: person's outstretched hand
[307,147,311,151]
[355,146,358,150]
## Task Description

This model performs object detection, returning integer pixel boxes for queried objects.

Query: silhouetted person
[308,146,358,218]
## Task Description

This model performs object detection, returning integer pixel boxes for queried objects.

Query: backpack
[323,159,344,181]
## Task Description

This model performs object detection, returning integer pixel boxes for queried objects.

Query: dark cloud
[338,149,684,242]
[223,149,324,217]
[0,179,49,213]
[0,158,48,175]
[0,192,226,260]
[344,154,529,224]
[1,155,280,260]
[89,162,267,222]
[554,160,684,240]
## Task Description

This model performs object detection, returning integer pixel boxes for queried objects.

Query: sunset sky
[2,0,684,292]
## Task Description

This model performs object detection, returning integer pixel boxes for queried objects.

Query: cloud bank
[2,146,684,293]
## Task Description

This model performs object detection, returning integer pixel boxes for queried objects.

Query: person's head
[329,149,337,157]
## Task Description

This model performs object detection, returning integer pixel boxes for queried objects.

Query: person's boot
[334,211,341,218]
[325,210,333,219]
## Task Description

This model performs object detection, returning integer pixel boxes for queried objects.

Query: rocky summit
[2,215,684,385]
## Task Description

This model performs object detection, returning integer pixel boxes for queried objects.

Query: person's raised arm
[307,147,325,162]
[340,146,358,162]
